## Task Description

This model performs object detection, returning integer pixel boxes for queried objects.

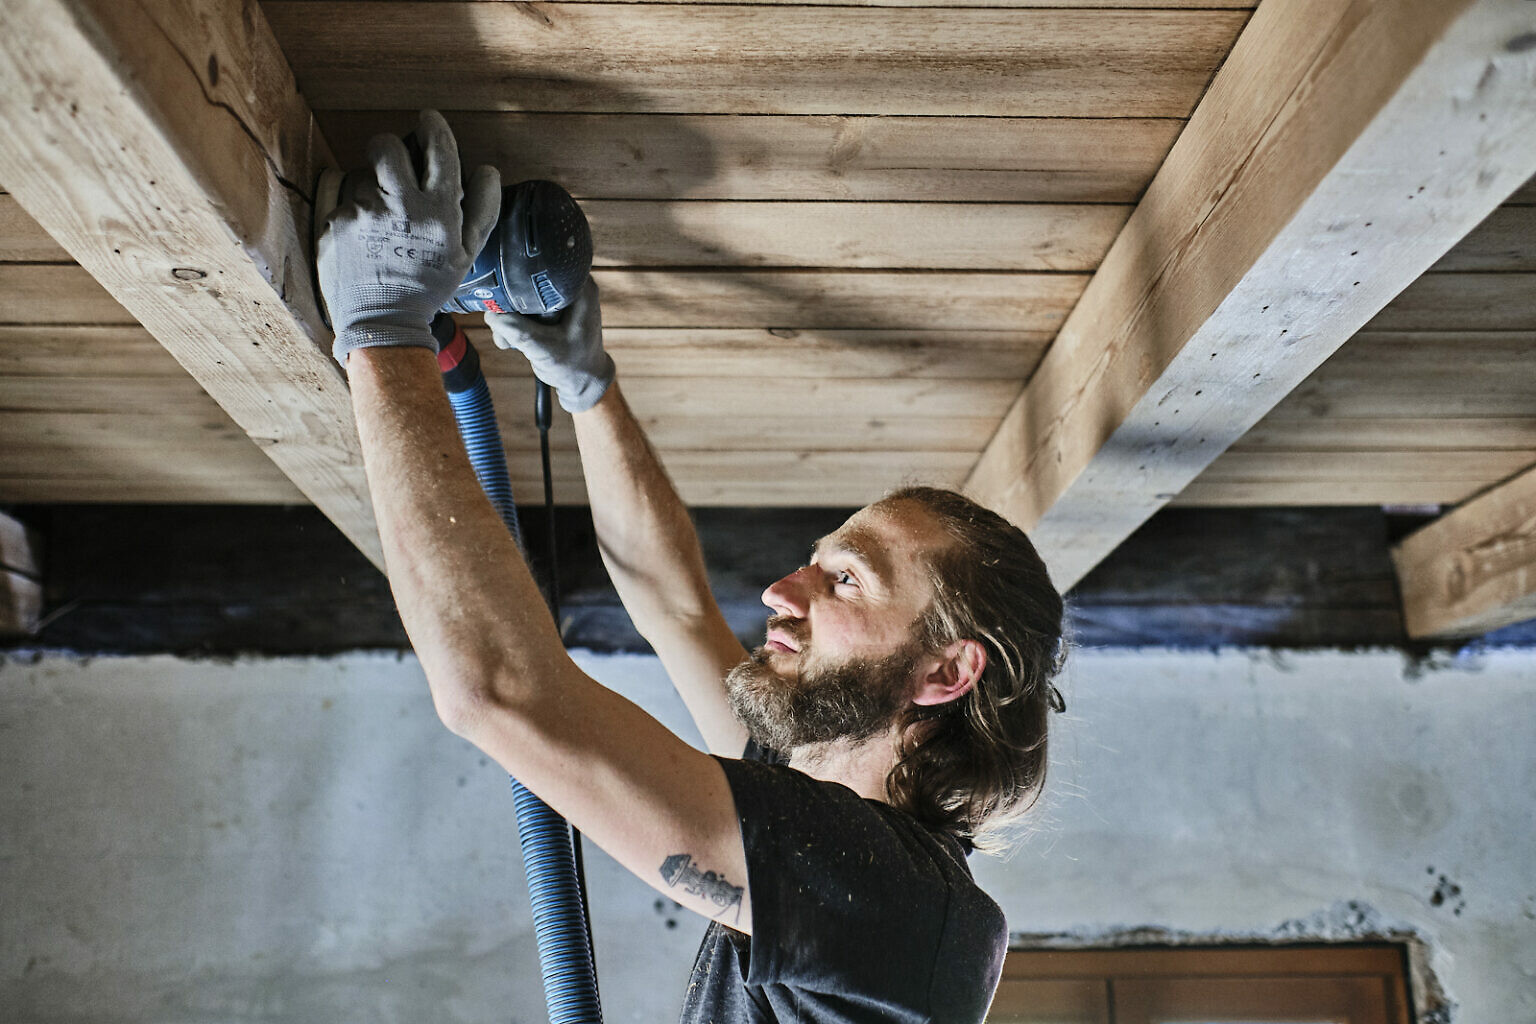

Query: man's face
[725,500,948,752]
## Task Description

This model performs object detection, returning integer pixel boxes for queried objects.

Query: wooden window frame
[989,944,1413,1024]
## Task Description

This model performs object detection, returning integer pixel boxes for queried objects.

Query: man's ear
[912,639,987,707]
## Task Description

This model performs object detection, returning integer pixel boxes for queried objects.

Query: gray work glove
[485,277,615,413]
[317,109,501,366]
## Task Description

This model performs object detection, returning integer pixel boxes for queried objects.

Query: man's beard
[724,619,921,754]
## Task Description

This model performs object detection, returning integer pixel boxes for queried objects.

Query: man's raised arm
[317,111,752,934]
[487,289,751,757]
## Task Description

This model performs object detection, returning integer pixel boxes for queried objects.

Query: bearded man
[320,111,1066,1024]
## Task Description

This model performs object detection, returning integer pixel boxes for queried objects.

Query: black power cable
[535,378,600,987]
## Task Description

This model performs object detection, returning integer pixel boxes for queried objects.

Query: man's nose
[762,567,810,618]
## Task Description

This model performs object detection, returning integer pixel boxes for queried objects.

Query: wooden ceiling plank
[589,269,1086,331]
[0,441,309,481]
[0,409,261,448]
[585,417,998,454]
[275,0,1254,7]
[0,406,1000,457]
[664,450,976,506]
[964,0,1536,590]
[1431,204,1536,272]
[0,323,1052,382]
[0,376,267,414]
[1229,417,1536,452]
[0,0,382,565]
[268,4,1246,118]
[1189,450,1536,488]
[591,376,1024,420]
[1393,464,1536,638]
[0,325,186,376]
[1341,329,1536,347]
[2,184,1141,272]
[546,328,1052,382]
[0,374,1022,421]
[317,112,1186,204]
[0,476,307,504]
[1233,330,1536,440]
[0,194,71,262]
[1300,330,1536,357]
[2,449,971,508]
[0,265,134,324]
[1175,449,1536,508]
[583,201,1130,272]
[1364,272,1536,331]
[5,264,1087,332]
[1268,384,1536,419]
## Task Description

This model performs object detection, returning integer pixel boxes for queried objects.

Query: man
[318,110,1066,1023]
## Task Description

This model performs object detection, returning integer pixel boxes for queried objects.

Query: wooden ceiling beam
[0,0,382,566]
[964,0,1536,590]
[1393,466,1536,639]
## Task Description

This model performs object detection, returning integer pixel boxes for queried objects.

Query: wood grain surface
[2,264,1086,331]
[582,201,1130,271]
[271,0,1253,7]
[966,0,1536,587]
[3,0,1530,527]
[0,194,69,261]
[316,112,1185,203]
[266,4,1246,117]
[0,0,385,562]
[1393,463,1536,638]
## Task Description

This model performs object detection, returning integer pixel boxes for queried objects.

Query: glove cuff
[332,323,438,367]
[558,352,616,413]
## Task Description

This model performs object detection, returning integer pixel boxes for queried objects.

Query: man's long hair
[880,487,1066,853]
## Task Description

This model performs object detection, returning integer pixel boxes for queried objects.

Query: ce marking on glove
[359,230,443,268]
[394,245,444,269]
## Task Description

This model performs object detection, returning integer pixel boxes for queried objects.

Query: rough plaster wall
[0,652,705,1024]
[1,648,1533,1023]
[974,648,1536,1023]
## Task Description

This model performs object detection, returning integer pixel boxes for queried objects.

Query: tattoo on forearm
[660,853,744,922]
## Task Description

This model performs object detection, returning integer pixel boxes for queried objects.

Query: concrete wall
[2,648,1532,1023]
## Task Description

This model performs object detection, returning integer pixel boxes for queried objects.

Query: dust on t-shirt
[678,740,1006,1023]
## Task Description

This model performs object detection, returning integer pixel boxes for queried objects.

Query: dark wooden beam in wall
[11,503,1531,657]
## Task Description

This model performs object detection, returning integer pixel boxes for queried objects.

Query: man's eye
[835,570,857,587]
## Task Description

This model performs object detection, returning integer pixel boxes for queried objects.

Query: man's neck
[788,727,903,803]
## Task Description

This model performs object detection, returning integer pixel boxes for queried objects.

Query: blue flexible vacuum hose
[436,315,603,1024]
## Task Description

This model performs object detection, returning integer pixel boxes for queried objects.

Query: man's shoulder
[709,753,1009,1021]
[716,753,996,909]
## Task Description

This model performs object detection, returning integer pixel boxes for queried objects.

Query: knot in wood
[171,268,208,281]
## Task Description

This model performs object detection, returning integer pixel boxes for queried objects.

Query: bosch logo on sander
[441,178,591,318]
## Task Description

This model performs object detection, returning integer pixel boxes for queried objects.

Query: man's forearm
[570,381,749,757]
[571,382,719,634]
[348,346,570,728]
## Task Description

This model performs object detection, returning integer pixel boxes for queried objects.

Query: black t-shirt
[678,740,1007,1023]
